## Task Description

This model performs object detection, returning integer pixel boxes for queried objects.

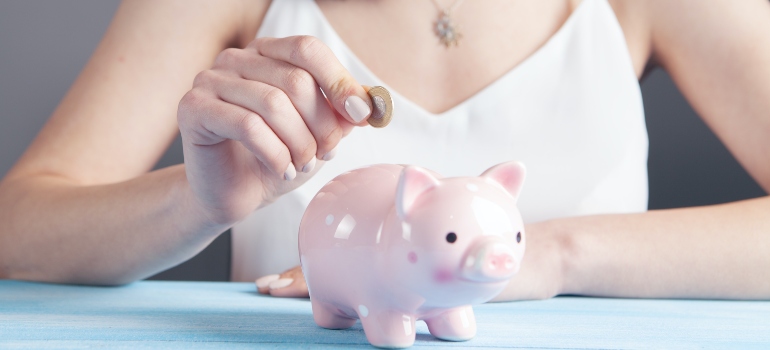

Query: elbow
[0,177,137,287]
[0,254,139,287]
[42,267,142,287]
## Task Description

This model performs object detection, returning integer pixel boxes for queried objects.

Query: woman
[0,0,768,302]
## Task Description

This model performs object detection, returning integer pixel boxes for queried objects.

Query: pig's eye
[446,232,457,243]
[516,232,521,243]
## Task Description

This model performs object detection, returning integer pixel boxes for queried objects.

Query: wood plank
[1,281,768,348]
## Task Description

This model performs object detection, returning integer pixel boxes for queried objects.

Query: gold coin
[366,86,393,128]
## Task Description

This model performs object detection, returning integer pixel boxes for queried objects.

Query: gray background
[1,1,766,281]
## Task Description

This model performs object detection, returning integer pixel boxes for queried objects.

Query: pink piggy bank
[298,162,526,348]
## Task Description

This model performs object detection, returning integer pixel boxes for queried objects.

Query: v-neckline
[309,0,591,118]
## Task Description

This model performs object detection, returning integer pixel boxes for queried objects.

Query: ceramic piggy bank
[298,162,526,348]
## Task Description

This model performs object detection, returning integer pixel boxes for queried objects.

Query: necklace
[431,0,464,47]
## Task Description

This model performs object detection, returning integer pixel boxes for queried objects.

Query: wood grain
[0,281,768,348]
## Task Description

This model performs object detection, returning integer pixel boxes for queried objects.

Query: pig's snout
[460,238,519,283]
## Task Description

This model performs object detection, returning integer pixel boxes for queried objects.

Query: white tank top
[231,0,648,281]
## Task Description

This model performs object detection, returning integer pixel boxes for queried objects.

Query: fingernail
[302,157,316,173]
[255,274,280,289]
[269,278,294,290]
[284,163,296,181]
[322,146,338,161]
[344,95,370,123]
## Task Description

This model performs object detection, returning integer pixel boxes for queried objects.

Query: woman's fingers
[254,36,372,126]
[255,265,309,298]
[178,90,294,180]
[255,274,279,294]
[219,52,348,161]
[202,71,320,174]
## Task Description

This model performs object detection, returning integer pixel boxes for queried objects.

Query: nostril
[504,256,514,270]
[461,240,519,282]
[487,254,515,272]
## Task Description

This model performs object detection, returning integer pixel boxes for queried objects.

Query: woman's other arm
[499,198,770,301]
[496,0,770,301]
[0,0,269,284]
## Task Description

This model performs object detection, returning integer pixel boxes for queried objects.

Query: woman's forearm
[494,196,770,301]
[557,196,770,299]
[0,165,228,285]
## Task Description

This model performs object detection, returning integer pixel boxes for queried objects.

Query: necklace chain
[431,0,464,13]
[431,0,464,48]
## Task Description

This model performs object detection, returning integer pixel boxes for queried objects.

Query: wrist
[539,217,583,296]
[542,220,571,297]
[172,165,233,237]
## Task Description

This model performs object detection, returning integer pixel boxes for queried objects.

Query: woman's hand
[178,35,373,226]
[255,222,568,301]
[256,265,309,298]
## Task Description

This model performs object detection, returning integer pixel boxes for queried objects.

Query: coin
[366,86,393,128]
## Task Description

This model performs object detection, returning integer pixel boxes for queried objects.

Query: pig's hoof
[369,340,415,349]
[360,310,417,348]
[425,306,477,341]
[311,300,357,329]
[433,333,475,342]
[315,314,356,330]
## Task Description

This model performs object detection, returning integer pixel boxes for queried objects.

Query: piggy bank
[298,162,526,348]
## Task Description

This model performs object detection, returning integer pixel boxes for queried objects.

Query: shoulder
[113,0,272,48]
[608,0,770,71]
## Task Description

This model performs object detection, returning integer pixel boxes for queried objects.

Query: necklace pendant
[434,10,462,47]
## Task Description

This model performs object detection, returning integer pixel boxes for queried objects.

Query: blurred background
[0,1,766,281]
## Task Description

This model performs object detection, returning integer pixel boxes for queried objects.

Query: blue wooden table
[0,281,768,349]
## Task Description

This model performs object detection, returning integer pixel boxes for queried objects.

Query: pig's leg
[358,308,417,348]
[310,299,356,329]
[424,305,476,341]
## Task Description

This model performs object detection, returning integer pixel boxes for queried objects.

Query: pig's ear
[481,161,526,200]
[396,166,440,220]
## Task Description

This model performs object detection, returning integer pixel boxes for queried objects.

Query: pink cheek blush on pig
[298,162,527,348]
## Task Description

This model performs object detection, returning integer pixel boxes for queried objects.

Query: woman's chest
[316,0,650,115]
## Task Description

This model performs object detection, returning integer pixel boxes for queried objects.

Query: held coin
[365,86,393,128]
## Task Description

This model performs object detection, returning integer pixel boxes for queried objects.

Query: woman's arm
[1,0,372,285]
[496,0,770,301]
[0,0,262,284]
[0,165,220,285]
[566,198,770,299]
[496,197,770,301]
